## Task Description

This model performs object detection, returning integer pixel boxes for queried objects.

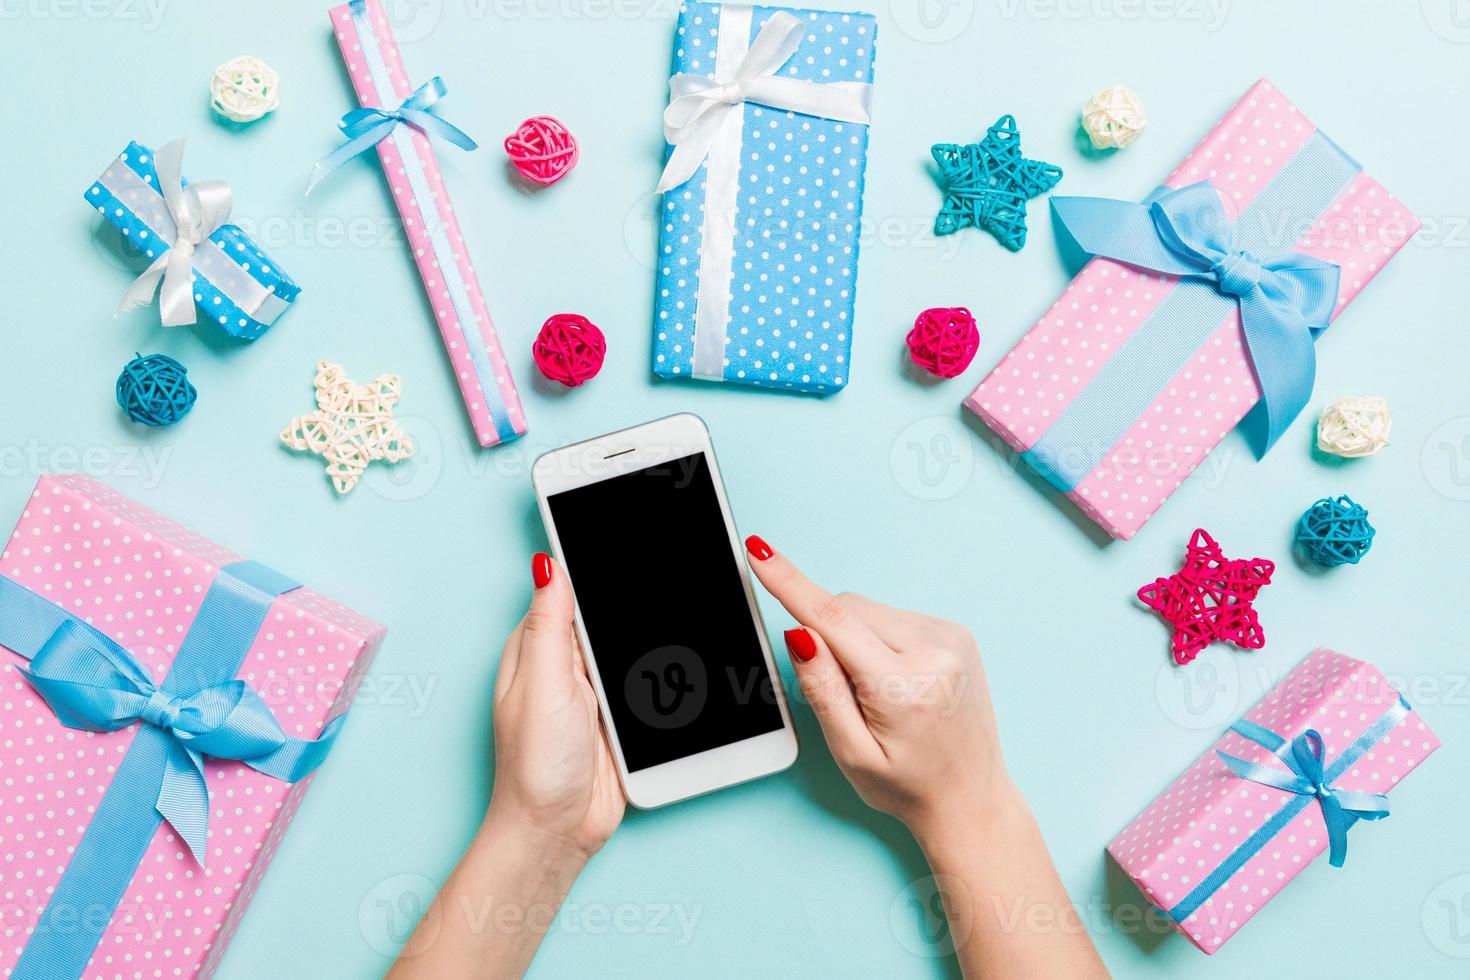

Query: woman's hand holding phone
[744,535,1110,980]
[392,534,1107,980]
[387,555,624,980]
[488,553,625,861]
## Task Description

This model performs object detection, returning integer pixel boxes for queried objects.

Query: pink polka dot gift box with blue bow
[652,2,876,393]
[1108,648,1439,954]
[965,80,1419,541]
[0,475,383,980]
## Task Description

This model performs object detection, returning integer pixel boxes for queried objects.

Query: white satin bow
[655,11,873,193]
[116,139,234,327]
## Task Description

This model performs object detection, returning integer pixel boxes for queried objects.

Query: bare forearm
[386,813,589,980]
[912,783,1110,980]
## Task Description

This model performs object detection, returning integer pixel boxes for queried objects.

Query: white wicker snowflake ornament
[281,361,415,493]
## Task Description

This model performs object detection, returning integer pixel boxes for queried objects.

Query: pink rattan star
[1137,529,1274,666]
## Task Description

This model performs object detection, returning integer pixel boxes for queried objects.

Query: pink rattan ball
[504,116,578,186]
[906,306,980,379]
[533,313,606,387]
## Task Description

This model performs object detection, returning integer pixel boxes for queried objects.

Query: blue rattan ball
[116,353,197,427]
[1295,495,1375,567]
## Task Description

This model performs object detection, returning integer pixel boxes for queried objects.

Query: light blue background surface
[2,1,1468,976]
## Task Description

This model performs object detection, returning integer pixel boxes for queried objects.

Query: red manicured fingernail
[532,553,553,589]
[745,535,774,561]
[784,627,817,663]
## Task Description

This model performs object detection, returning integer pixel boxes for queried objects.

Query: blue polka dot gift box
[85,140,301,340]
[652,2,876,394]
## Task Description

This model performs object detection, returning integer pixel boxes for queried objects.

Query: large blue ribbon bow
[1052,183,1342,454]
[305,76,478,195]
[1216,720,1390,868]
[3,558,346,980]
[18,617,338,865]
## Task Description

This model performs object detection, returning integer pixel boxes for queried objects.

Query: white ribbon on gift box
[107,139,286,328]
[656,7,873,380]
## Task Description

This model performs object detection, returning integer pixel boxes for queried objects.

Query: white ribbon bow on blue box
[86,139,301,340]
[652,3,876,394]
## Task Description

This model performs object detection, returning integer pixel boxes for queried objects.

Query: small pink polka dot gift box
[1108,649,1439,954]
[0,474,385,980]
[965,79,1419,540]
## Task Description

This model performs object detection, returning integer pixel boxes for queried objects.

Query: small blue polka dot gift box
[652,2,876,393]
[85,140,302,340]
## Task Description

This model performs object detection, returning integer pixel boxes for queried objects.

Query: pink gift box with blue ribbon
[0,475,384,979]
[1109,649,1439,953]
[965,79,1420,540]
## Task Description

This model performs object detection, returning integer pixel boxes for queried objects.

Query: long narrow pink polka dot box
[965,79,1420,540]
[0,475,385,979]
[326,0,527,448]
[1108,649,1439,954]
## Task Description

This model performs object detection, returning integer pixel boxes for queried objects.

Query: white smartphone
[532,413,798,808]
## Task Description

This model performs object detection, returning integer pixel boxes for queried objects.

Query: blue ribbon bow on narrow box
[1051,183,1342,454]
[0,561,345,980]
[306,74,478,194]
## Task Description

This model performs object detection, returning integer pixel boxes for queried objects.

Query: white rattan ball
[1082,85,1147,150]
[210,56,280,123]
[1316,396,1391,458]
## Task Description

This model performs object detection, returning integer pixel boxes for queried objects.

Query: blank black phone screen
[547,452,785,772]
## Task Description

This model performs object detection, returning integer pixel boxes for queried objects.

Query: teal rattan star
[931,115,1063,251]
